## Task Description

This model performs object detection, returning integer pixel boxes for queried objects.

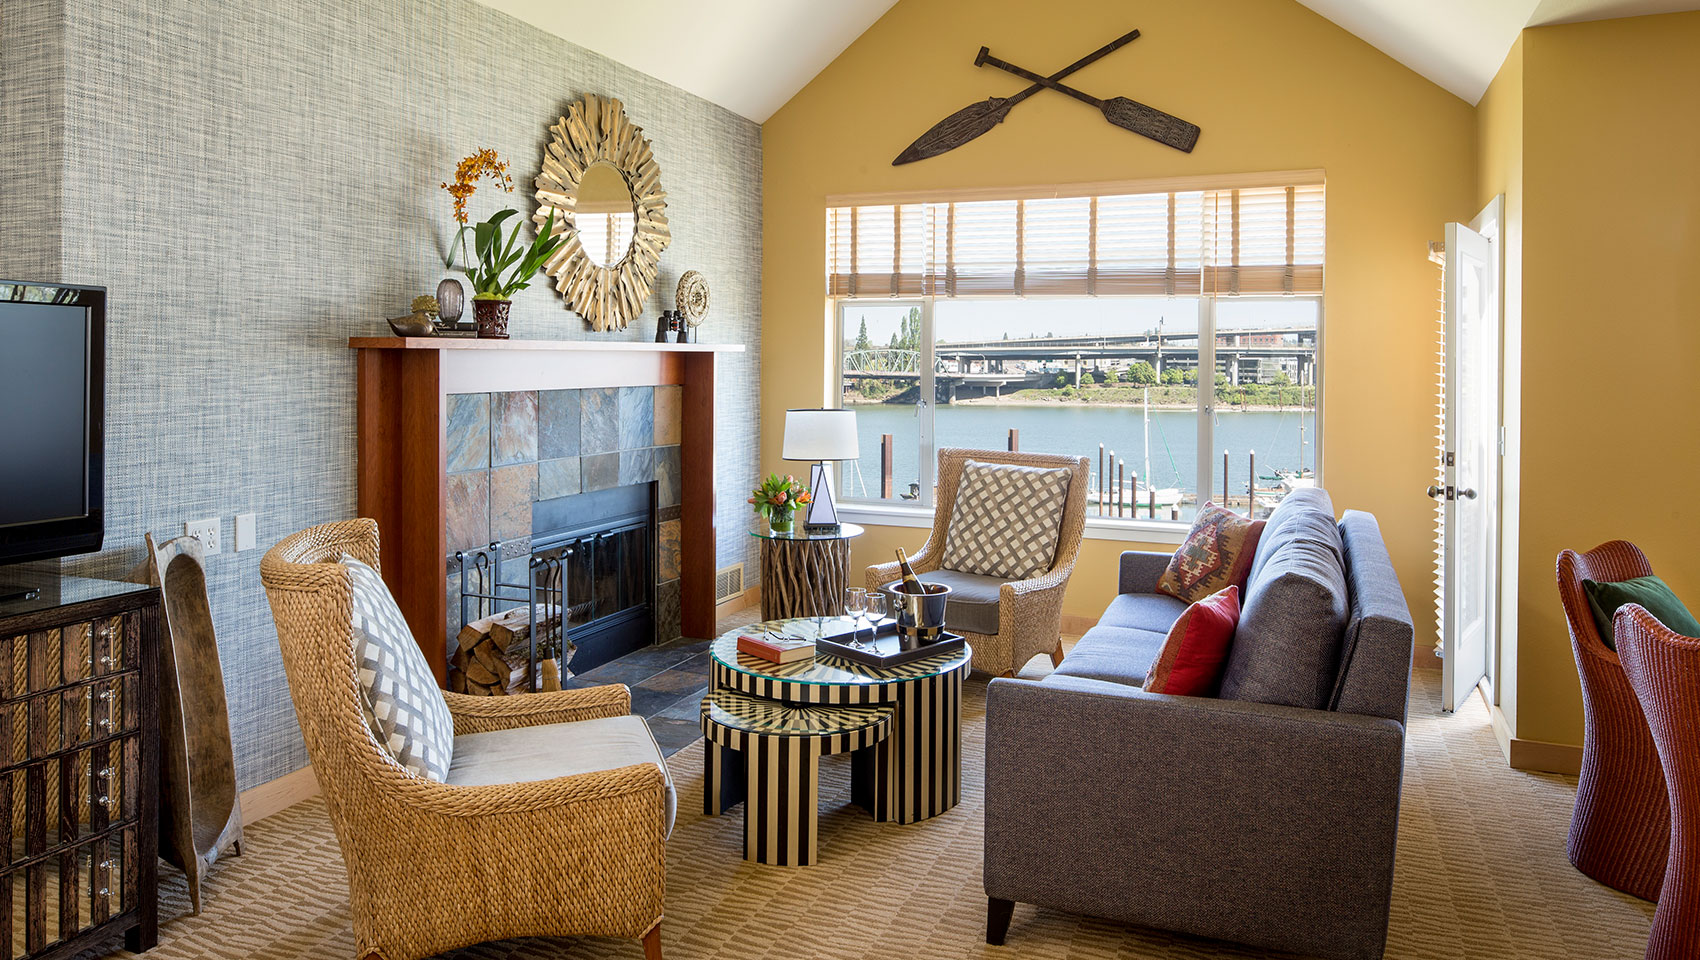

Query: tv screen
[0,282,105,564]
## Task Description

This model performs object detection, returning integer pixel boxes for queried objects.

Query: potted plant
[441,149,567,339]
[749,473,812,534]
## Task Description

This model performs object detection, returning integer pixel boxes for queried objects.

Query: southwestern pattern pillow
[1155,503,1265,604]
[940,460,1073,581]
[342,557,455,782]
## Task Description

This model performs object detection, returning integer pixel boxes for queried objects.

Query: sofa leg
[641,924,663,960]
[1049,640,1064,667]
[987,897,1015,945]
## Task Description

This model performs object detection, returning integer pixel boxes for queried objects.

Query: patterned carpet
[91,665,1655,960]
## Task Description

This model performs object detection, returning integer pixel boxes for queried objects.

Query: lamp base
[804,462,841,534]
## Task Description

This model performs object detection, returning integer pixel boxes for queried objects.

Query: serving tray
[816,624,966,669]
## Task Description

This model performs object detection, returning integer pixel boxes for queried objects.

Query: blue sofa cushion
[1218,498,1349,710]
[1099,592,1189,634]
[1049,625,1168,687]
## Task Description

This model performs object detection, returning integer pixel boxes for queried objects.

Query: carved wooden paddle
[892,27,1141,166]
[975,48,1200,153]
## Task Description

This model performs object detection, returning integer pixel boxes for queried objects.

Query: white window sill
[838,503,1188,545]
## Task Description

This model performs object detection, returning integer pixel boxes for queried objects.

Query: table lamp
[782,408,859,533]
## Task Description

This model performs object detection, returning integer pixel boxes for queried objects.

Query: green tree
[1162,367,1184,385]
[854,316,871,352]
[1127,361,1158,386]
[1104,367,1122,384]
[1054,373,1070,388]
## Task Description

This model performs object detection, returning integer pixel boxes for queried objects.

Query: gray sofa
[983,489,1415,960]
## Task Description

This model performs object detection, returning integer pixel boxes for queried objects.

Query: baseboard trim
[1507,737,1582,776]
[718,585,760,615]
[1488,701,1514,762]
[239,764,320,823]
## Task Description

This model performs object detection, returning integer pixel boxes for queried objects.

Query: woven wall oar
[893,27,1140,166]
[975,48,1200,153]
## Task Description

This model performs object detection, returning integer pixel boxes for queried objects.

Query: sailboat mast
[1142,386,1151,492]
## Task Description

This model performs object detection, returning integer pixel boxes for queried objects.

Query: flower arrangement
[749,473,812,532]
[441,148,565,302]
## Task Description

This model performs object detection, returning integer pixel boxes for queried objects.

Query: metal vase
[883,579,952,647]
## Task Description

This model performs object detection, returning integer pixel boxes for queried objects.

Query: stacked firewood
[448,605,572,696]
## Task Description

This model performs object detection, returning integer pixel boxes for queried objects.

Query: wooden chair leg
[643,923,664,960]
[1049,640,1065,667]
[987,897,1015,945]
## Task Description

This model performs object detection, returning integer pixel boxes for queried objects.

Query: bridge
[844,327,1317,400]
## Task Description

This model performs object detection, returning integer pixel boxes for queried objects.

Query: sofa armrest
[1118,550,1172,594]
[984,675,1404,960]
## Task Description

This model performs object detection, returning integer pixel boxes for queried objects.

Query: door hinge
[1444,451,1455,467]
[1498,426,1507,457]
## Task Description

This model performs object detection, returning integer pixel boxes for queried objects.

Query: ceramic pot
[473,298,512,339]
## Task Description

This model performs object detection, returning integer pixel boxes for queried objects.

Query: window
[831,175,1323,526]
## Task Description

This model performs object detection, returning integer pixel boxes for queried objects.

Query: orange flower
[440,147,514,225]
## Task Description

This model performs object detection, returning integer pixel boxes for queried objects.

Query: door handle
[1457,487,1477,500]
[1427,485,1445,500]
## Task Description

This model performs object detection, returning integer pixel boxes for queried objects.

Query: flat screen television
[0,281,106,566]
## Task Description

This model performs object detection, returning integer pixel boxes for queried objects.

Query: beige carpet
[95,665,1654,960]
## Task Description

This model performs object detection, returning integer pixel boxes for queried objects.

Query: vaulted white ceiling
[477,0,1700,120]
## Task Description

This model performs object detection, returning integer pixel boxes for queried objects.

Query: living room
[0,0,1695,958]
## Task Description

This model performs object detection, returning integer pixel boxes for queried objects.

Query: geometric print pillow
[1155,502,1265,604]
[341,557,455,782]
[940,460,1073,581]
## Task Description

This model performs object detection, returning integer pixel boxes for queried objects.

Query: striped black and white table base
[700,690,893,866]
[706,627,970,828]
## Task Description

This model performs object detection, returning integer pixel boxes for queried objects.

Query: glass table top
[710,617,970,686]
[748,521,864,542]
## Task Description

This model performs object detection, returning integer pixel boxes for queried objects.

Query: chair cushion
[940,460,1072,581]
[916,568,1002,636]
[449,714,676,837]
[1583,575,1700,650]
[1049,624,1169,687]
[1155,503,1265,603]
[343,557,455,782]
[1218,528,1350,710]
[1100,592,1190,634]
[1145,586,1241,696]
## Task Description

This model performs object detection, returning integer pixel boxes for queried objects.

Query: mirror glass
[575,162,637,267]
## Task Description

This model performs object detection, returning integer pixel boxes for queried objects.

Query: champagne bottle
[896,547,925,595]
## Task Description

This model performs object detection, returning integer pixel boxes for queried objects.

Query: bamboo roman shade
[826,181,1324,299]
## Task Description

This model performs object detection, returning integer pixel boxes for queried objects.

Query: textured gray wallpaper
[0,0,762,789]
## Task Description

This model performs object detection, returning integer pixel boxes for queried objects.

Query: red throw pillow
[1145,585,1241,696]
[1155,502,1265,603]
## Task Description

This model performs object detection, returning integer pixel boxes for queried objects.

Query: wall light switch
[185,517,221,555]
[235,512,257,552]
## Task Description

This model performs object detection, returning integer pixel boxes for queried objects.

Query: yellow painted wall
[1476,37,1524,733]
[761,0,1477,633]
[1511,12,1700,747]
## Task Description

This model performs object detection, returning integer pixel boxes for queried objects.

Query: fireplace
[531,481,656,672]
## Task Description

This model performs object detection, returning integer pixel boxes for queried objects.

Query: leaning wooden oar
[975,48,1200,153]
[893,27,1140,165]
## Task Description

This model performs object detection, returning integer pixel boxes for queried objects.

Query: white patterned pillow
[342,557,455,781]
[940,460,1073,581]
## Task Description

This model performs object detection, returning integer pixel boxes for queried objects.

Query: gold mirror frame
[534,94,671,332]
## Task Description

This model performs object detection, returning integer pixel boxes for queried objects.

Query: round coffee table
[749,522,864,620]
[705,618,971,826]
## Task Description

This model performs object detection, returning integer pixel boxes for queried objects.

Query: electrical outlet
[234,512,257,552]
[185,517,221,555]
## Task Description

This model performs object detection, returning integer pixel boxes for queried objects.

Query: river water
[841,402,1317,506]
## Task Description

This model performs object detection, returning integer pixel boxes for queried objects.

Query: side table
[750,522,864,620]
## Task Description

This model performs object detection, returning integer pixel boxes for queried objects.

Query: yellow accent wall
[761,0,1477,638]
[1509,12,1700,748]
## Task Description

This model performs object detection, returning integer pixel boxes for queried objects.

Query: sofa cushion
[1146,586,1241,696]
[1049,624,1168,687]
[940,460,1072,581]
[1156,503,1265,603]
[1218,528,1349,710]
[343,557,455,782]
[1100,592,1190,634]
[1248,487,1339,585]
[914,568,1002,636]
[449,714,676,837]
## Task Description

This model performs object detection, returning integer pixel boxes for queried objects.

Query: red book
[737,633,816,664]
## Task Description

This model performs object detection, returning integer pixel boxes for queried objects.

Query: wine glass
[844,587,867,641]
[863,592,888,644]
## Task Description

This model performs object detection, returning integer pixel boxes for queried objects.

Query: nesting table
[701,618,971,866]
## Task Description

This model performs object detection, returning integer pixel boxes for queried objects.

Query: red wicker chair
[1615,605,1700,960]
[1555,541,1669,901]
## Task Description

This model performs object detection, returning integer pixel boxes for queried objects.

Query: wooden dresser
[1,574,159,958]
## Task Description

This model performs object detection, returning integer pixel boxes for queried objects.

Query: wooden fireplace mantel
[349,336,745,683]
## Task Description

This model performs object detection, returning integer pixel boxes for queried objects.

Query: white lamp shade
[782,408,859,461]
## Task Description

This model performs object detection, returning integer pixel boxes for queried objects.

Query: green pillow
[1581,575,1700,650]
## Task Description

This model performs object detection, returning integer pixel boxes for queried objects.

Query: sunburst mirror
[534,94,671,331]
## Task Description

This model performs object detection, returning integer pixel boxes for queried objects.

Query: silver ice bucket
[882,580,952,648]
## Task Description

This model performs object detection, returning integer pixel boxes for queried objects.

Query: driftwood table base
[760,537,854,620]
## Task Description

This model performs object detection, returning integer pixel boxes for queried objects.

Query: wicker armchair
[1615,605,1700,960]
[1556,541,1669,901]
[260,519,667,960]
[866,448,1089,677]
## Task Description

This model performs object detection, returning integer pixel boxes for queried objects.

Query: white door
[1437,219,1499,713]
